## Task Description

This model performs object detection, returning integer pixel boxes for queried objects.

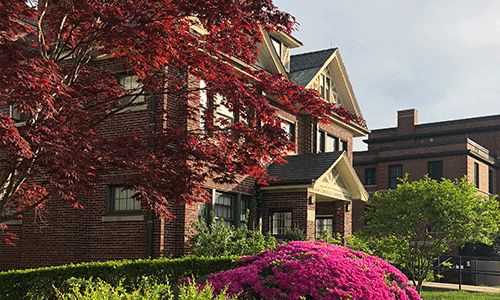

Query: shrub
[188,214,276,257]
[55,277,170,300]
[206,241,421,300]
[315,229,341,245]
[54,277,237,300]
[281,226,306,243]
[0,256,238,300]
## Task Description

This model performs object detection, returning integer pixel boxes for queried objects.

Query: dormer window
[271,36,281,58]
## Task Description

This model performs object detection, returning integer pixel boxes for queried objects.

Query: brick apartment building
[0,28,369,270]
[353,109,498,235]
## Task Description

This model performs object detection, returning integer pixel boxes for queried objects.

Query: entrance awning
[261,151,368,201]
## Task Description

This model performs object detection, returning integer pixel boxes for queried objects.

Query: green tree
[364,176,500,293]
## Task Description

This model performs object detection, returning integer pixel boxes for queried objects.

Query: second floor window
[0,105,25,122]
[365,168,376,186]
[474,162,480,188]
[317,130,338,153]
[388,164,402,189]
[489,169,494,194]
[281,120,296,143]
[117,75,145,106]
[427,161,443,181]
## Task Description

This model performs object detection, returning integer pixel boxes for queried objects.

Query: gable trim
[261,152,369,201]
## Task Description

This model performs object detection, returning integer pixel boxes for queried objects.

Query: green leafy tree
[188,213,276,257]
[363,176,500,293]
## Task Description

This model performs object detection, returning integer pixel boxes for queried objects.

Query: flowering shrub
[206,241,421,300]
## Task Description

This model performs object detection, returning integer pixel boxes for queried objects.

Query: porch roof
[264,151,368,201]
[266,152,343,186]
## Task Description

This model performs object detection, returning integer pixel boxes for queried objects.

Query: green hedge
[0,256,239,300]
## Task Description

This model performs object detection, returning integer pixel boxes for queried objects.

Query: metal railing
[433,255,500,289]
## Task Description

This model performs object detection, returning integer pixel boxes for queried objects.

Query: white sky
[273,0,500,150]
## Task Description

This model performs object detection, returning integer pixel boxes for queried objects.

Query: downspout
[147,211,154,258]
[147,94,158,258]
[256,185,263,232]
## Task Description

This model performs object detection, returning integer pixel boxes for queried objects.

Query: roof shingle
[266,152,343,186]
[288,48,337,86]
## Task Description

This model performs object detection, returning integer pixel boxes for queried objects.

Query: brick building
[353,109,498,233]
[0,29,369,270]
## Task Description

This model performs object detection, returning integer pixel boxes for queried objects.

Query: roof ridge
[290,47,337,58]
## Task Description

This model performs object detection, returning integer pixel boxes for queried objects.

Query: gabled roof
[288,48,336,86]
[264,151,368,201]
[266,151,343,186]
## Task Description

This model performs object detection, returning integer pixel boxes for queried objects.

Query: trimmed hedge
[0,256,238,300]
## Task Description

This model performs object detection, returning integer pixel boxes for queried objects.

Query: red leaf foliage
[0,0,366,242]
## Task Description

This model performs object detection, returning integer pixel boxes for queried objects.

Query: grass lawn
[421,291,500,300]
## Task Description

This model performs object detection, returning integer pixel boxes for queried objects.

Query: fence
[434,255,500,289]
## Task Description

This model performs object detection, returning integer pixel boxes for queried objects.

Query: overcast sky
[273,0,500,150]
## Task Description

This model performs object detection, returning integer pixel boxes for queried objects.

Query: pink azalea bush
[206,241,420,300]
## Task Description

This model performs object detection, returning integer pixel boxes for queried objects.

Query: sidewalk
[422,281,500,293]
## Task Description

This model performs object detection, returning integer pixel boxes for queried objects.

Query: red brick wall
[354,110,500,233]
[261,190,313,239]
[0,53,364,271]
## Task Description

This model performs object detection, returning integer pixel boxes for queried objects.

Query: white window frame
[117,75,146,107]
[107,185,141,214]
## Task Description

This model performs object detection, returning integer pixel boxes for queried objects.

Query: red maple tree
[0,0,365,244]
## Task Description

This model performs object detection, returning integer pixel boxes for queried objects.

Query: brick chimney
[397,109,418,135]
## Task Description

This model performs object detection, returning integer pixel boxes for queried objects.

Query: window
[270,211,292,236]
[320,74,326,98]
[281,120,296,143]
[0,105,25,122]
[199,190,251,228]
[240,195,251,228]
[474,163,480,188]
[117,75,145,106]
[489,169,494,194]
[107,185,141,213]
[199,82,237,132]
[199,80,210,133]
[214,94,234,124]
[214,192,234,227]
[427,161,443,181]
[270,36,281,58]
[198,202,208,224]
[365,168,376,186]
[317,130,338,153]
[388,164,402,189]
[320,72,333,101]
[326,135,336,152]
[315,218,333,239]
[339,140,348,152]
[325,77,331,101]
[317,130,326,153]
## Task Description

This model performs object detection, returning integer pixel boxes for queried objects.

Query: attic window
[320,72,333,102]
[271,36,281,58]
